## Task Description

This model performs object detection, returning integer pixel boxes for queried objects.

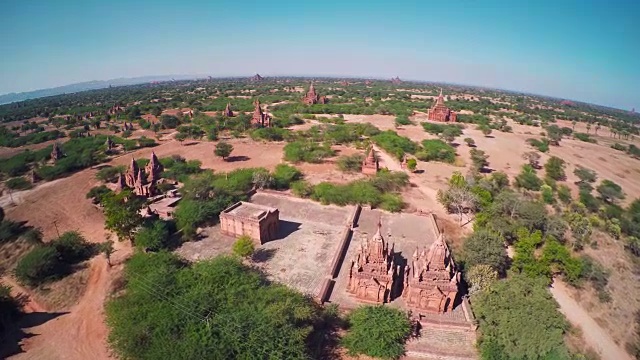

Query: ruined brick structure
[402,233,460,314]
[107,104,123,116]
[361,147,379,175]
[220,201,279,245]
[251,73,264,82]
[251,100,271,127]
[347,219,399,303]
[391,76,402,84]
[427,89,457,122]
[51,142,63,161]
[222,102,234,117]
[118,152,164,197]
[105,137,115,151]
[302,83,327,105]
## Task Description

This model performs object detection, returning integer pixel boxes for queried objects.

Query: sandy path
[550,280,632,360]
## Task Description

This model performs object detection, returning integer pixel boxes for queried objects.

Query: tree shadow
[479,167,495,174]
[308,304,344,360]
[251,248,277,263]
[274,220,301,240]
[413,170,425,174]
[450,142,460,148]
[226,155,250,162]
[182,141,200,147]
[0,311,68,358]
[484,135,496,139]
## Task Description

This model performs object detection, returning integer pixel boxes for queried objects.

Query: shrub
[372,131,418,159]
[597,179,625,203]
[135,220,171,251]
[574,132,596,143]
[462,230,508,275]
[96,166,124,183]
[527,138,549,152]
[416,139,456,163]
[15,246,62,285]
[515,164,543,191]
[406,158,417,171]
[232,235,255,258]
[283,141,334,163]
[342,305,411,359]
[611,142,627,151]
[214,141,234,160]
[544,156,566,181]
[271,164,302,189]
[541,185,554,204]
[52,231,94,264]
[5,177,32,190]
[557,185,572,204]
[337,154,364,173]
[464,137,475,147]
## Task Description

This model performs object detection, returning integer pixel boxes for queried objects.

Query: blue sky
[1,0,639,110]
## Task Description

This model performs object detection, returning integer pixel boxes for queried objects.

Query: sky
[1,0,639,110]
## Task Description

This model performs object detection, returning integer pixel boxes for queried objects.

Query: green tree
[135,220,170,251]
[464,137,475,147]
[15,246,62,285]
[214,141,234,161]
[474,274,569,360]
[232,235,255,258]
[406,158,417,172]
[342,305,411,360]
[544,156,566,181]
[515,164,543,191]
[337,154,364,173]
[597,179,625,203]
[102,190,145,241]
[417,139,456,163]
[100,239,115,266]
[466,264,498,294]
[545,125,563,145]
[470,148,489,173]
[557,184,572,204]
[462,229,508,275]
[541,184,554,204]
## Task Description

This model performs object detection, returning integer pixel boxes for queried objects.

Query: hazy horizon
[2,0,639,110]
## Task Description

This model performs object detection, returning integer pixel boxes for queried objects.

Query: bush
[52,231,94,264]
[337,154,364,173]
[15,246,62,285]
[574,132,596,143]
[544,156,566,181]
[541,185,554,204]
[372,131,418,159]
[527,138,549,152]
[416,139,456,163]
[342,305,410,359]
[283,141,334,163]
[232,235,255,258]
[96,166,124,183]
[271,164,302,189]
[557,185,572,204]
[462,230,508,275]
[515,164,543,191]
[135,220,171,251]
[5,177,32,190]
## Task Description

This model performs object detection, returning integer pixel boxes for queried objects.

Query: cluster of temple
[302,83,327,105]
[116,152,164,197]
[220,201,279,245]
[427,89,457,122]
[362,147,379,175]
[346,221,460,315]
[251,100,271,127]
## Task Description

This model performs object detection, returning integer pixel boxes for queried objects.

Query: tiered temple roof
[361,147,379,175]
[251,100,271,127]
[120,152,164,197]
[51,142,63,161]
[347,219,398,303]
[402,233,460,314]
[222,102,234,117]
[427,89,457,122]
[302,83,327,105]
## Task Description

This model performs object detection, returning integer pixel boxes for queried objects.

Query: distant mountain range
[0,75,202,105]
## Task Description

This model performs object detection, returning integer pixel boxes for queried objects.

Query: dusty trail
[550,280,632,360]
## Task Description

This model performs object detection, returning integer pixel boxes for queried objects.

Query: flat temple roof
[223,201,277,220]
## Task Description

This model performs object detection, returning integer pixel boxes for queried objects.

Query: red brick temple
[402,233,460,314]
[391,76,402,84]
[346,219,399,303]
[220,202,280,245]
[302,83,327,105]
[251,100,271,127]
[222,102,234,117]
[118,152,164,197]
[251,73,263,81]
[361,147,379,175]
[427,89,457,122]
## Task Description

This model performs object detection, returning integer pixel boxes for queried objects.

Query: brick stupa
[302,83,327,105]
[427,89,457,122]
[251,100,271,127]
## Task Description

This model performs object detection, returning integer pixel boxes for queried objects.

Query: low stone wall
[317,204,361,304]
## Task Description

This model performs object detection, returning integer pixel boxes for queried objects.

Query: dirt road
[550,280,632,360]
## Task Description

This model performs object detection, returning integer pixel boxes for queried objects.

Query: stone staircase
[404,324,477,360]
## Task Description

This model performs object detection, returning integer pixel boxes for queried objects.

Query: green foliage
[52,231,94,264]
[160,114,180,129]
[596,179,625,203]
[557,184,572,204]
[135,220,171,251]
[421,122,463,136]
[271,164,303,189]
[462,230,508,275]
[580,256,611,302]
[544,156,566,181]
[283,141,334,163]
[394,114,412,126]
[15,246,62,285]
[342,305,410,360]
[102,190,145,241]
[160,155,202,182]
[337,154,364,173]
[416,139,456,163]
[86,185,112,205]
[515,164,543,191]
[232,235,255,258]
[466,264,498,294]
[5,177,32,190]
[573,166,597,191]
[574,132,597,143]
[545,125,563,145]
[469,148,489,173]
[250,127,290,141]
[406,158,417,171]
[541,184,554,204]
[372,131,418,159]
[214,141,234,160]
[0,128,64,148]
[106,253,319,360]
[464,137,475,147]
[474,274,570,360]
[527,138,550,152]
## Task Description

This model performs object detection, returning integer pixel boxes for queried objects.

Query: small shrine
[222,102,234,117]
[361,147,379,175]
[302,83,327,105]
[251,100,271,127]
